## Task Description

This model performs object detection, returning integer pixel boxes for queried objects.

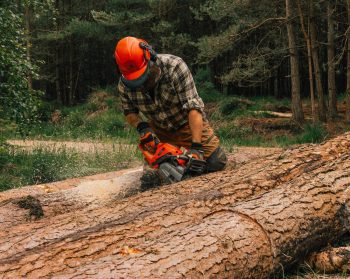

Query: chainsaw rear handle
[186,157,207,175]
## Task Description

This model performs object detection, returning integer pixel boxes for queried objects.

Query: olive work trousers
[150,121,227,172]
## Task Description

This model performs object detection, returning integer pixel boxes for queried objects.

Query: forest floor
[2,140,349,278]
[3,92,350,277]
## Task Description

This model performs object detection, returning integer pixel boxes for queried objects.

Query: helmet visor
[121,62,150,89]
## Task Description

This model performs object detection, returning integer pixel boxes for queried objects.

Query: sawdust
[69,167,143,203]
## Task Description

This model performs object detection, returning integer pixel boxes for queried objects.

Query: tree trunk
[285,0,304,124]
[55,47,62,104]
[297,0,317,122]
[328,1,338,120]
[310,0,327,122]
[274,76,279,98]
[1,134,350,278]
[24,4,33,90]
[55,0,62,104]
[68,0,74,105]
[68,36,74,105]
[346,0,350,122]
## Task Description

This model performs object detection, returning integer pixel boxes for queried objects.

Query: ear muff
[139,42,157,62]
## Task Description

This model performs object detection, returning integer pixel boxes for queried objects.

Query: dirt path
[7,139,132,153]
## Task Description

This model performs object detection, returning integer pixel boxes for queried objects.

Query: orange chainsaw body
[139,142,188,169]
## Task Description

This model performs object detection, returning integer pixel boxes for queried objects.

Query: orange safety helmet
[114,36,155,89]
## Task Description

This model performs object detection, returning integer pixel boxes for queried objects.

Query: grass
[22,108,137,142]
[5,89,138,143]
[217,119,328,148]
[285,264,349,278]
[0,87,340,191]
[0,142,141,192]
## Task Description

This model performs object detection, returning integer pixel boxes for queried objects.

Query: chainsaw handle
[178,155,190,162]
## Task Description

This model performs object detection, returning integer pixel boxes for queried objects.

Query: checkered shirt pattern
[117,54,206,131]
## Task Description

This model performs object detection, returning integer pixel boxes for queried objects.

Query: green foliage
[0,143,140,191]
[218,124,265,147]
[220,47,283,86]
[296,123,328,144]
[10,90,137,141]
[196,24,241,63]
[0,5,41,135]
[66,19,107,39]
[218,124,252,140]
[194,67,223,103]
[220,99,251,115]
[194,0,287,86]
[218,121,328,148]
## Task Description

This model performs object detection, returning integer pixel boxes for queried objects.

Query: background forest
[2,0,350,124]
[1,0,350,191]
[3,1,350,278]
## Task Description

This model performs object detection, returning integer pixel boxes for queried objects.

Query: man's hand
[187,142,206,174]
[137,122,160,153]
[187,142,204,160]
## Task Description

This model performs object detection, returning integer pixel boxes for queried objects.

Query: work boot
[140,170,162,191]
[206,147,227,172]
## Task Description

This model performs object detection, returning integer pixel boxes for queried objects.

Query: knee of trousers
[206,146,227,173]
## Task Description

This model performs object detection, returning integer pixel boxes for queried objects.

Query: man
[115,36,227,186]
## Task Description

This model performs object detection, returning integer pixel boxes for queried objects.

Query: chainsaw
[139,141,206,185]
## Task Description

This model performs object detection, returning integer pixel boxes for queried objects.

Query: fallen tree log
[306,244,350,273]
[252,110,293,118]
[1,134,350,278]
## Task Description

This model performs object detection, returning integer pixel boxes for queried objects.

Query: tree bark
[346,0,350,122]
[1,133,350,278]
[310,0,327,122]
[68,36,74,105]
[297,0,317,122]
[328,1,338,120]
[285,0,304,124]
[55,0,62,104]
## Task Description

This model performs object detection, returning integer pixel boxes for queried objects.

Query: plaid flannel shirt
[117,54,206,131]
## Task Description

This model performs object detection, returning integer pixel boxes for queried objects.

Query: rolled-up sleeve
[117,81,139,116]
[172,58,205,113]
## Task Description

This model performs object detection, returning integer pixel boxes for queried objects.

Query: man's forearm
[125,113,142,128]
[188,109,203,143]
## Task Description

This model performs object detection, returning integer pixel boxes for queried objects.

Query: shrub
[36,101,57,122]
[67,110,86,126]
[296,123,327,144]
